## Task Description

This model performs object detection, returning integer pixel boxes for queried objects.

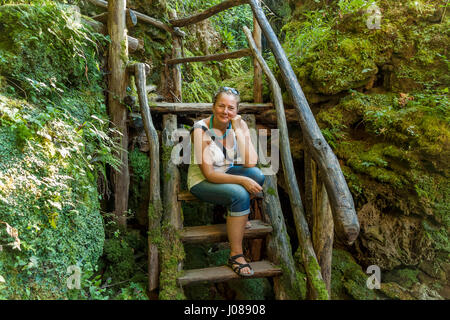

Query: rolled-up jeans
[189,166,265,217]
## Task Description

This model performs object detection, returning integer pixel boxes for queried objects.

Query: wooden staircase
[176,187,282,287]
[99,0,361,300]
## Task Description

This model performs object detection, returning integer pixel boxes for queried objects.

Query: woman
[187,87,265,277]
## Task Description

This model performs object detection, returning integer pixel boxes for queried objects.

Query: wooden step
[178,190,264,202]
[177,260,282,286]
[180,219,272,244]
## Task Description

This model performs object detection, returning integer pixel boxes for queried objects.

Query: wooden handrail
[244,26,328,300]
[248,0,360,246]
[87,0,185,37]
[133,63,163,292]
[169,0,249,27]
[166,49,252,65]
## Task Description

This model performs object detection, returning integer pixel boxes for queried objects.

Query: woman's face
[212,93,238,126]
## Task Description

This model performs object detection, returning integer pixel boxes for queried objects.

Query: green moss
[158,223,186,300]
[331,249,380,300]
[383,268,420,289]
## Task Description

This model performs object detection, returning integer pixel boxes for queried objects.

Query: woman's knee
[247,167,265,186]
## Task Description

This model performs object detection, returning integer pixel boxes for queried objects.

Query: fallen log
[248,0,360,245]
[166,49,252,65]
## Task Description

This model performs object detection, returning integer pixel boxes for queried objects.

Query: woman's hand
[240,176,263,195]
[231,115,244,131]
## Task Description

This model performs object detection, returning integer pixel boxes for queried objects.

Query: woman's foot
[228,253,253,276]
[245,221,252,229]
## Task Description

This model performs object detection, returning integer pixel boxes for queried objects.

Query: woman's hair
[213,86,241,106]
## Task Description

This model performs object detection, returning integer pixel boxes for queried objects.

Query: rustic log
[257,108,298,124]
[244,26,328,299]
[149,102,272,113]
[248,0,360,245]
[166,49,252,65]
[159,114,184,299]
[304,145,313,231]
[181,220,272,244]
[87,0,185,37]
[177,260,281,286]
[311,159,334,296]
[82,18,142,52]
[261,175,302,300]
[169,0,249,27]
[107,0,129,227]
[134,63,163,292]
[91,8,137,28]
[252,0,263,103]
[169,10,182,102]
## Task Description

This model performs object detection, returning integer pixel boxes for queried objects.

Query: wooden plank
[177,260,282,286]
[181,219,272,244]
[166,49,251,65]
[169,0,249,28]
[248,0,359,246]
[150,102,273,113]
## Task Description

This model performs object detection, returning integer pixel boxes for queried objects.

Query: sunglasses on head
[218,86,240,96]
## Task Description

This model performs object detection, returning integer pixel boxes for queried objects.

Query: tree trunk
[108,0,129,227]
[253,0,263,103]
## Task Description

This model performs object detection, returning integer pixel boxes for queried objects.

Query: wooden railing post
[252,0,263,103]
[108,0,129,227]
[169,10,182,102]
[133,63,163,294]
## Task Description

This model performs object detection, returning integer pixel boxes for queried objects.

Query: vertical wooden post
[169,10,182,102]
[108,0,129,227]
[311,160,334,296]
[252,0,263,103]
[304,143,313,231]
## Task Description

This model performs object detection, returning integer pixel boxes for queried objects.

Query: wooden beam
[169,10,182,102]
[87,0,185,37]
[169,0,249,27]
[252,0,263,103]
[311,158,334,296]
[107,0,129,227]
[244,26,328,300]
[261,175,302,300]
[248,0,360,246]
[166,49,252,65]
[177,260,281,286]
[91,8,137,28]
[134,63,163,292]
[82,18,142,52]
[181,220,272,244]
[149,102,272,113]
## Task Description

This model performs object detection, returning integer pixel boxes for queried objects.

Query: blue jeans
[189,166,265,217]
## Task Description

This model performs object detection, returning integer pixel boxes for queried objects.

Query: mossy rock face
[0,3,110,299]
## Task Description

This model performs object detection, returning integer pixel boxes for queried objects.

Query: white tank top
[187,118,241,190]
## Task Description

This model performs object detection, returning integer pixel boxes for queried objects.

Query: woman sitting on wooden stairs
[187,86,265,277]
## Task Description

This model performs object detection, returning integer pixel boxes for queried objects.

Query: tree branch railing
[244,26,328,300]
[166,49,252,65]
[87,0,186,37]
[248,0,360,246]
[169,0,249,28]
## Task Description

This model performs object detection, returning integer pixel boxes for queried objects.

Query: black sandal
[228,254,254,277]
